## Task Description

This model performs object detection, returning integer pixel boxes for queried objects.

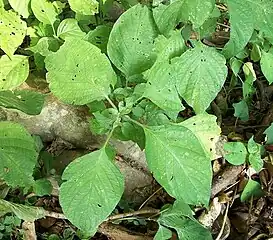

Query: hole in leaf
[41,9,45,12]
[210,148,212,152]
[2,79,6,81]
[76,64,79,67]
[98,204,102,208]
[193,123,196,125]
[170,176,174,181]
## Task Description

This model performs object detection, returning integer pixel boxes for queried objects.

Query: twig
[138,187,163,210]
[106,208,160,222]
[217,22,230,29]
[44,210,66,219]
[216,4,228,11]
[215,202,230,240]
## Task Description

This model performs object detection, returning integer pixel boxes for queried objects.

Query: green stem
[105,95,118,110]
[123,115,145,129]
[103,125,115,148]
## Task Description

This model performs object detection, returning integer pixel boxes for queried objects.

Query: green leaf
[199,6,220,38]
[45,38,116,105]
[0,90,45,115]
[154,225,172,240]
[174,42,227,113]
[179,0,214,28]
[31,0,58,25]
[28,37,60,57]
[0,55,29,90]
[158,201,211,240]
[0,9,27,57]
[57,18,86,40]
[33,179,52,196]
[84,25,112,54]
[179,114,221,160]
[0,122,38,188]
[60,148,124,234]
[242,62,256,99]
[143,32,186,119]
[90,108,119,135]
[8,0,31,18]
[153,1,181,37]
[223,0,254,58]
[264,123,273,144]
[120,121,145,149]
[247,137,263,172]
[240,180,264,202]
[233,100,249,121]
[108,4,157,77]
[144,124,212,205]
[261,49,273,84]
[0,199,45,221]
[224,142,247,165]
[250,43,261,62]
[68,0,99,15]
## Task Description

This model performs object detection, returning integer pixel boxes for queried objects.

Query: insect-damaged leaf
[45,38,116,105]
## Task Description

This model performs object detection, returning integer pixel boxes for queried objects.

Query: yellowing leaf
[179,114,221,160]
[68,0,98,15]
[31,0,58,25]
[8,0,31,18]
[0,9,27,57]
[0,55,29,90]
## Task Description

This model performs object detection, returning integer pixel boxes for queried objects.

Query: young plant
[0,0,272,239]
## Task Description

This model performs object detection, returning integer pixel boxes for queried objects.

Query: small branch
[106,208,160,222]
[123,116,145,129]
[105,95,118,110]
[215,202,230,240]
[138,187,163,210]
[44,210,66,219]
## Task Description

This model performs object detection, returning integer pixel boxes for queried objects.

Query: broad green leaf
[179,114,221,160]
[261,49,273,84]
[144,124,212,205]
[223,0,254,58]
[84,25,112,54]
[28,37,60,57]
[45,38,116,105]
[154,225,172,240]
[242,62,256,99]
[0,55,29,90]
[108,4,157,77]
[224,0,273,58]
[158,201,211,240]
[8,0,31,18]
[233,100,249,121]
[174,42,227,113]
[230,57,242,76]
[0,9,27,57]
[60,148,124,234]
[0,122,38,188]
[144,32,186,119]
[57,18,86,40]
[31,0,58,25]
[264,123,273,144]
[0,199,45,221]
[0,90,45,115]
[153,1,181,37]
[179,0,214,28]
[33,179,52,196]
[68,0,98,15]
[240,180,264,202]
[248,137,263,172]
[224,142,247,165]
